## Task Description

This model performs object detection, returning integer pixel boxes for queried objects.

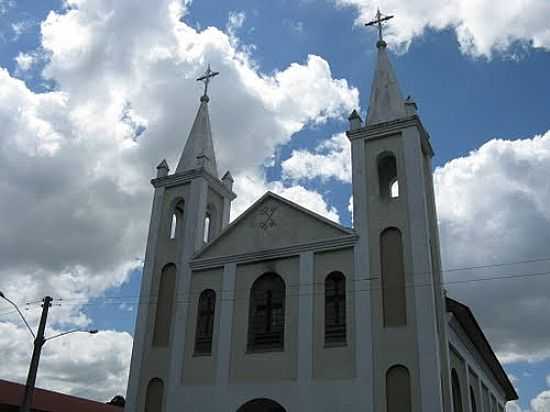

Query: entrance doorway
[237,398,286,412]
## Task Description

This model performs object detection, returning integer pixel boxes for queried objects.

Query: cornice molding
[151,168,236,200]
[346,115,434,157]
[190,234,358,270]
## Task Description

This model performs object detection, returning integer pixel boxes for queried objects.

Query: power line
[44,267,550,310]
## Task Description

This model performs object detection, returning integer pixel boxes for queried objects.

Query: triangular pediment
[194,192,353,260]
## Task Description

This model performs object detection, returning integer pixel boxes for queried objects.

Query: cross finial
[196,64,220,101]
[365,8,394,48]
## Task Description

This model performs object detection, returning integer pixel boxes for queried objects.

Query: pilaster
[126,185,165,412]
[216,263,237,383]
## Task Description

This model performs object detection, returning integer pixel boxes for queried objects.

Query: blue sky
[1,0,550,408]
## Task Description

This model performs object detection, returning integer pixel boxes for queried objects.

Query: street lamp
[0,291,98,412]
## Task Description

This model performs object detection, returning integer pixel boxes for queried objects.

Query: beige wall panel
[182,268,223,384]
[312,248,355,380]
[230,256,299,382]
[200,196,349,259]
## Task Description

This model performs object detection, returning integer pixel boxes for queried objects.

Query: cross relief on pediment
[257,203,278,231]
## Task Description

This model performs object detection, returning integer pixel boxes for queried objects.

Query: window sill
[324,341,347,349]
[246,346,284,354]
[192,352,213,357]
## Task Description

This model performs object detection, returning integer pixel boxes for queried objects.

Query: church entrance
[236,398,286,412]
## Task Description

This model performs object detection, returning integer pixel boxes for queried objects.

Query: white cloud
[14,51,36,71]
[530,391,550,412]
[435,131,550,364]
[282,132,351,182]
[334,0,550,57]
[232,170,340,222]
[0,321,132,401]
[280,125,550,365]
[11,20,34,40]
[0,0,356,398]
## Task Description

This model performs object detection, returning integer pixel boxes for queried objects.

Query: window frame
[194,289,216,356]
[247,272,286,353]
[324,271,347,347]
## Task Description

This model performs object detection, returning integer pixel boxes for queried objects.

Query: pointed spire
[176,65,220,177]
[364,10,407,126]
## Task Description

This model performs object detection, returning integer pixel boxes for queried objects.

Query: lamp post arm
[0,292,35,339]
[45,329,98,343]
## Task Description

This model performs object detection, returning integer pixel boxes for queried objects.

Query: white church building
[125,16,517,412]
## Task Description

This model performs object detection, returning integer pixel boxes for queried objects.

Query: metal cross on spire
[196,64,220,100]
[365,8,394,45]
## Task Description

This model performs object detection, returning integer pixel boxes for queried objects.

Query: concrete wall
[182,267,223,385]
[312,248,355,380]
[448,316,508,411]
[230,256,299,382]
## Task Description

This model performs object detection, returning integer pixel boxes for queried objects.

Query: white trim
[216,263,236,384]
[125,186,165,412]
[448,316,507,406]
[298,252,314,383]
[190,235,357,270]
[193,191,354,260]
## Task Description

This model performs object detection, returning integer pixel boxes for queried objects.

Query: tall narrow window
[386,365,411,412]
[325,272,346,345]
[203,214,211,243]
[169,214,177,239]
[145,378,163,412]
[378,153,398,199]
[153,263,176,347]
[169,200,184,240]
[194,289,216,355]
[381,227,407,327]
[391,179,399,198]
[248,273,285,351]
[452,369,464,412]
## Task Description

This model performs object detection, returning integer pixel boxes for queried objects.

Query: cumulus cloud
[282,132,351,182]
[0,321,132,401]
[435,131,550,364]
[0,0,357,398]
[279,123,550,365]
[14,52,36,71]
[232,170,340,222]
[334,0,550,57]
[530,390,550,412]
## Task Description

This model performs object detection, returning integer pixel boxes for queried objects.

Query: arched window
[452,369,464,412]
[169,200,184,240]
[386,365,411,412]
[380,227,407,327]
[391,179,399,198]
[378,153,399,199]
[470,386,478,412]
[194,289,216,355]
[325,272,346,345]
[203,213,211,243]
[145,378,163,412]
[248,273,285,351]
[153,263,176,347]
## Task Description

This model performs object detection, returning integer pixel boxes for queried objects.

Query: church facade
[125,26,517,412]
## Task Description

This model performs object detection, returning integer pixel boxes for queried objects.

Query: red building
[0,379,122,412]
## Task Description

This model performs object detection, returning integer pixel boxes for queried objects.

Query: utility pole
[20,295,52,412]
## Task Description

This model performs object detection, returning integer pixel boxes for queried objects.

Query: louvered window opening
[194,289,216,355]
[325,273,346,345]
[248,274,285,351]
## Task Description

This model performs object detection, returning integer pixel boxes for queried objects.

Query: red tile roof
[0,379,122,412]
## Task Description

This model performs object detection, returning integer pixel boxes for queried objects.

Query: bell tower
[348,11,451,412]
[126,66,236,412]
